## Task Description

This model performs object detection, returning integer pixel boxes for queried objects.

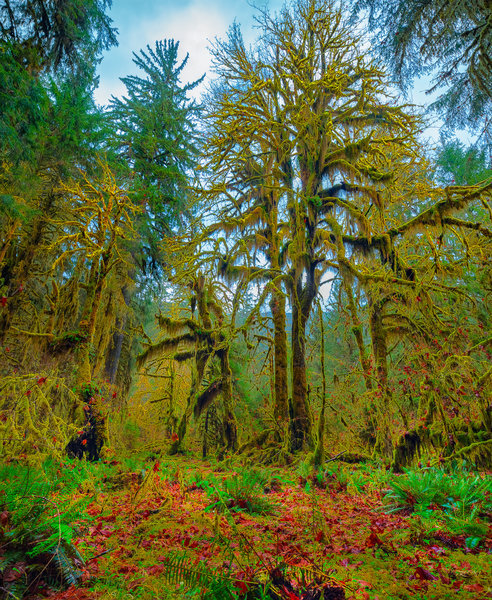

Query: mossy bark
[369,300,392,457]
[290,278,314,452]
[270,291,288,437]
[313,302,326,467]
[342,274,372,390]
[0,194,54,343]
[219,347,238,452]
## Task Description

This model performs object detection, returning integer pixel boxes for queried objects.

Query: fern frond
[161,552,255,598]
[3,578,28,600]
[51,545,82,587]
[161,553,220,588]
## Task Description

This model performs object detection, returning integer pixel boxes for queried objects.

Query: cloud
[131,1,229,82]
[94,0,245,105]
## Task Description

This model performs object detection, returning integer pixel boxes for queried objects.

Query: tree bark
[290,277,314,452]
[270,290,288,435]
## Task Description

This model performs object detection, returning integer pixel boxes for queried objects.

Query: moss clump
[49,330,88,354]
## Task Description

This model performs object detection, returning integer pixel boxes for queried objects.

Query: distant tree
[103,39,203,389]
[435,139,492,186]
[138,274,239,456]
[349,0,492,139]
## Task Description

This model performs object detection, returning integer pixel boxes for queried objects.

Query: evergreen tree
[435,140,492,186]
[108,40,203,273]
[0,0,117,75]
[349,0,492,140]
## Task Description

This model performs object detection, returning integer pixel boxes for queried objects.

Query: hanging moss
[391,429,423,473]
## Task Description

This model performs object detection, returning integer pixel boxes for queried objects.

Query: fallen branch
[325,451,347,463]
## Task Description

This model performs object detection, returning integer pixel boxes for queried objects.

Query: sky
[94,0,283,106]
[94,0,471,144]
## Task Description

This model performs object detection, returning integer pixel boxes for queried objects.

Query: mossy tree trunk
[289,270,315,452]
[313,302,327,466]
[270,290,288,437]
[369,298,392,456]
[219,346,238,452]
[341,269,373,391]
[0,194,55,344]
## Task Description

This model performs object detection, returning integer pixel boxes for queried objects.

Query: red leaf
[410,567,438,581]
[153,461,160,472]
[235,581,250,594]
[37,376,47,385]
[0,510,9,528]
[118,564,137,574]
[366,531,383,548]
[0,297,7,307]
[4,563,27,582]
[146,564,164,576]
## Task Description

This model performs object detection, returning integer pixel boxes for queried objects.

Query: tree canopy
[349,0,492,140]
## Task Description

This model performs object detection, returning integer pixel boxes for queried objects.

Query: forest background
[0,0,491,471]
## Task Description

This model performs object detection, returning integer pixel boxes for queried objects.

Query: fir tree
[109,40,203,272]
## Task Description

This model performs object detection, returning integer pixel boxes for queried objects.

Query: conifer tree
[0,0,117,75]
[349,0,492,139]
[109,40,203,272]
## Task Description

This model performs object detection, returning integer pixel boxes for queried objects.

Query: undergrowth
[191,467,279,515]
[1,454,490,600]
[382,463,492,547]
[0,459,98,598]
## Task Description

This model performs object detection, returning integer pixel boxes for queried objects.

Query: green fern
[0,461,92,598]
[2,578,29,600]
[161,551,248,598]
[211,468,277,515]
[51,545,83,587]
[162,552,214,588]
[382,466,492,539]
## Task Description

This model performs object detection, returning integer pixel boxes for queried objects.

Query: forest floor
[0,455,492,600]
[31,454,491,600]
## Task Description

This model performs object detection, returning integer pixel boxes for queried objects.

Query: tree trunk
[104,286,131,384]
[0,195,54,342]
[369,300,392,456]
[77,258,106,387]
[342,272,373,391]
[313,302,326,466]
[290,281,313,451]
[270,290,288,436]
[219,346,238,452]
